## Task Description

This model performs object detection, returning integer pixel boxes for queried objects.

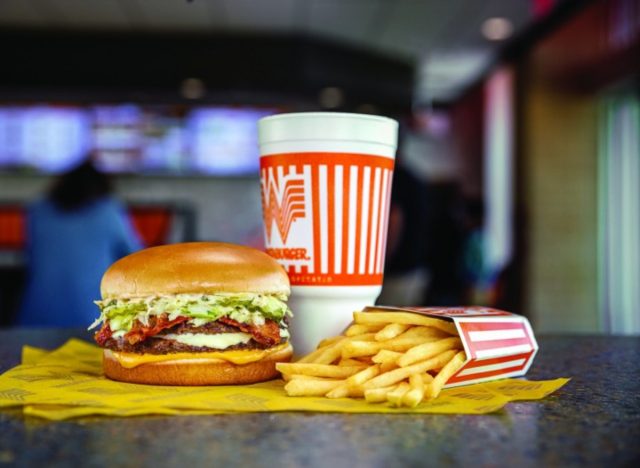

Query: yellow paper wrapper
[0,339,569,420]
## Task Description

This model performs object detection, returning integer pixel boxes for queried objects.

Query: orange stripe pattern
[261,152,394,286]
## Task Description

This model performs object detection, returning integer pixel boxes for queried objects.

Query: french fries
[346,365,380,387]
[338,358,365,366]
[286,374,341,381]
[402,374,427,408]
[279,310,468,408]
[424,351,466,400]
[374,323,410,341]
[325,384,351,399]
[276,363,365,379]
[386,381,411,406]
[362,350,456,389]
[397,337,462,367]
[364,385,397,403]
[342,340,381,358]
[345,323,384,336]
[372,349,403,364]
[312,338,348,364]
[284,379,344,396]
[353,311,458,335]
[379,361,399,373]
[317,335,344,348]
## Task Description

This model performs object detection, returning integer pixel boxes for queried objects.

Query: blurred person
[460,197,494,305]
[422,182,466,306]
[378,164,431,306]
[379,112,460,307]
[17,159,141,327]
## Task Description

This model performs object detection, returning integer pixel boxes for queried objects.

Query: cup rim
[259,111,397,126]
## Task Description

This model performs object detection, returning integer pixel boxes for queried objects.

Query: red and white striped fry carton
[364,306,539,387]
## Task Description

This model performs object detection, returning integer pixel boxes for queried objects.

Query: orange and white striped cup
[258,112,398,354]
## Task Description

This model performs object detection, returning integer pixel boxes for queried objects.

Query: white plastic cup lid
[258,112,398,150]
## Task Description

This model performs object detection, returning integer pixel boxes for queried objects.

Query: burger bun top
[101,242,290,299]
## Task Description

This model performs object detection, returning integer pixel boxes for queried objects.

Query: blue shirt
[18,197,141,327]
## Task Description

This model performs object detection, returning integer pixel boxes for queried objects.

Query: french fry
[284,378,344,396]
[296,346,325,363]
[375,323,410,341]
[364,385,398,403]
[345,323,384,336]
[342,340,380,358]
[354,311,458,335]
[402,374,426,408]
[348,333,377,342]
[398,337,463,367]
[379,361,399,373]
[363,350,457,389]
[287,374,341,381]
[396,326,449,340]
[354,356,374,365]
[276,363,365,379]
[317,335,344,348]
[378,327,449,352]
[372,349,403,364]
[325,384,350,399]
[297,335,353,363]
[326,384,366,399]
[386,381,411,406]
[343,332,443,358]
[313,338,349,364]
[346,365,380,387]
[382,338,441,353]
[422,373,434,384]
[424,351,467,400]
[339,358,365,366]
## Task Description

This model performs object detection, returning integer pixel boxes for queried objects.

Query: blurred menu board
[91,105,143,173]
[0,103,277,175]
[189,107,273,175]
[0,106,90,172]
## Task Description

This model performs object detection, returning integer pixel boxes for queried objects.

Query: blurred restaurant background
[0,0,638,334]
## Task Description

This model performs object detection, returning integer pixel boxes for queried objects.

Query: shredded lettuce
[89,292,291,334]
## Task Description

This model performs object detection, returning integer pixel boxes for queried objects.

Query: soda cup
[258,112,398,355]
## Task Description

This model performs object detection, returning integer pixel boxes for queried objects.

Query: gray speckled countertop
[0,329,639,468]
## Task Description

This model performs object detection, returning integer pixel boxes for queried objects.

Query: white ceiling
[0,0,534,102]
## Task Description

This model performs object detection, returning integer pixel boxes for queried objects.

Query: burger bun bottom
[103,343,293,386]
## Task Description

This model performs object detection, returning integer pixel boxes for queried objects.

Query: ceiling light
[180,78,206,100]
[318,87,344,109]
[481,17,513,41]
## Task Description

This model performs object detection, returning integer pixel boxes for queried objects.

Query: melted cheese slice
[161,332,252,348]
[107,343,290,369]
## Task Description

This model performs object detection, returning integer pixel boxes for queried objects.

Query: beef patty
[101,320,287,355]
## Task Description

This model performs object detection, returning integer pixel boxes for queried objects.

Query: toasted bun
[103,343,293,386]
[101,242,290,299]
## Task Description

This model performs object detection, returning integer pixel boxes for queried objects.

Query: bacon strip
[94,323,113,347]
[94,314,281,347]
[219,316,281,347]
[124,314,188,345]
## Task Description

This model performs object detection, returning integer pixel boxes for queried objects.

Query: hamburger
[89,242,293,385]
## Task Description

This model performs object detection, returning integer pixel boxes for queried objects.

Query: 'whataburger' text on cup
[261,152,395,286]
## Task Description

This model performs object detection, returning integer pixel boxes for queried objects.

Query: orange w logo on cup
[259,113,398,355]
[261,170,307,244]
[261,153,394,286]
